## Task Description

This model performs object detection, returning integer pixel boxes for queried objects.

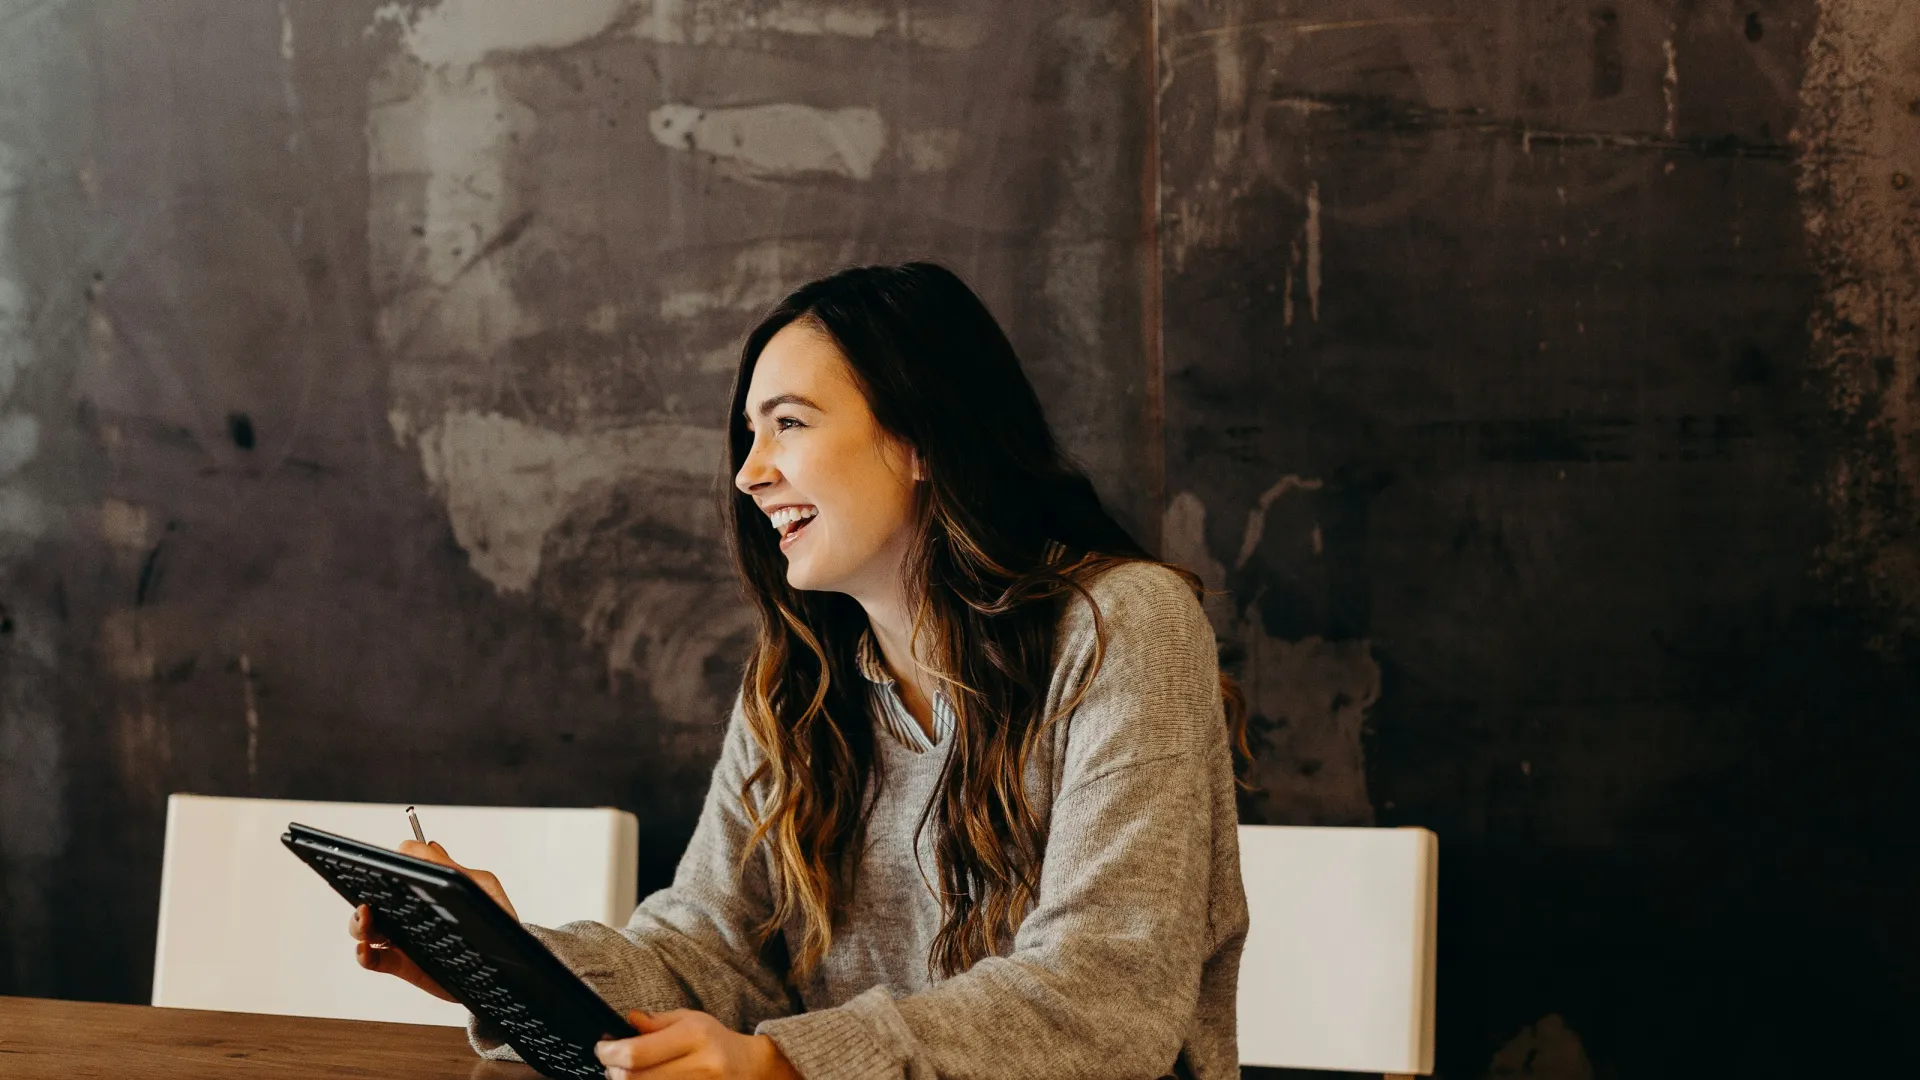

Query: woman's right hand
[346,839,520,1003]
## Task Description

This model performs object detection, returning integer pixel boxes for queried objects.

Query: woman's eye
[776,416,804,431]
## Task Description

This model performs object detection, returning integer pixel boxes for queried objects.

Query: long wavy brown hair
[724,262,1248,983]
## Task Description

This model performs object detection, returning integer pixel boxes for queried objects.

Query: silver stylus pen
[367,806,429,952]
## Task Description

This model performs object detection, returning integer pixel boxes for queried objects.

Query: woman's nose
[734,434,777,494]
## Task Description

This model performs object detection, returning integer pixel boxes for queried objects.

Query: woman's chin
[784,556,849,595]
[783,553,822,591]
[780,526,829,590]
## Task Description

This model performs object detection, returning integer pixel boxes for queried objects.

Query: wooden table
[0,995,544,1079]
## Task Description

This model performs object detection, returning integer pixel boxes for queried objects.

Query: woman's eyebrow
[751,392,824,418]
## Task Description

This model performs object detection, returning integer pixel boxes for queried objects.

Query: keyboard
[288,826,632,1080]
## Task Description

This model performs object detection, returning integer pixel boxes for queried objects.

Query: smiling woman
[734,323,922,593]
[353,263,1252,1080]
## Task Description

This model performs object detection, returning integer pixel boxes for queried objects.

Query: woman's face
[734,321,921,596]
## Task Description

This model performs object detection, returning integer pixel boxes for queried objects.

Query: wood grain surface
[0,996,543,1079]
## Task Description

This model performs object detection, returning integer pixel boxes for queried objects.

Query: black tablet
[282,822,637,1080]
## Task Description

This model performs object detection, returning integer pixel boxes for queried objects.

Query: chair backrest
[1236,824,1438,1075]
[152,793,639,1026]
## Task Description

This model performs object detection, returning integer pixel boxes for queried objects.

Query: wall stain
[1164,489,1377,826]
[629,1,985,49]
[1795,0,1920,648]
[1161,0,1704,263]
[413,409,723,594]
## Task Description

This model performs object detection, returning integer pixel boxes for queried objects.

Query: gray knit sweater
[468,562,1248,1079]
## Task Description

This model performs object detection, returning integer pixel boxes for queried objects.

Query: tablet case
[282,822,637,1079]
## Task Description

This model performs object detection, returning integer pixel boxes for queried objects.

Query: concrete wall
[1159,1,1919,1073]
[0,1,1914,1076]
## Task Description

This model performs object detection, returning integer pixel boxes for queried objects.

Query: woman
[350,263,1250,1080]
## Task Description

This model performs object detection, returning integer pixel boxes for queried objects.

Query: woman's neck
[855,586,943,742]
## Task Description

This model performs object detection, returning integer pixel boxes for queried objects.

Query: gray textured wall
[0,0,1150,1012]
[1,2,1916,1077]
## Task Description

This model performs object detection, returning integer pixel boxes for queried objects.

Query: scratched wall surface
[0,0,1150,1004]
[2,0,1918,1076]
[1160,0,1919,1076]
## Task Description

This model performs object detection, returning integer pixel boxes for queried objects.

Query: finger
[627,1009,690,1034]
[357,940,399,972]
[397,839,458,868]
[349,905,392,947]
[348,906,391,947]
[593,1025,701,1072]
[429,840,478,876]
[399,840,497,893]
[625,1054,722,1080]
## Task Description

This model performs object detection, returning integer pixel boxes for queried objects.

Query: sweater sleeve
[468,694,798,1059]
[755,565,1231,1080]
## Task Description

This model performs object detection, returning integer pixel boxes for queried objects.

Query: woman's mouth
[770,505,819,551]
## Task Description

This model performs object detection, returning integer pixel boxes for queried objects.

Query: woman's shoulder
[1056,559,1211,649]
[1051,559,1219,692]
[1047,558,1224,771]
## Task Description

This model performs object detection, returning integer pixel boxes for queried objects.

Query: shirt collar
[854,625,896,686]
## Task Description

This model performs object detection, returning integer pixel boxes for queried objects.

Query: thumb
[627,1008,686,1033]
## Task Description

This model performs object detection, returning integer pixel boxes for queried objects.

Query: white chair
[1236,825,1438,1078]
[152,793,639,1026]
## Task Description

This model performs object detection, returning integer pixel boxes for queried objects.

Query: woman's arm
[469,695,799,1059]
[754,566,1243,1080]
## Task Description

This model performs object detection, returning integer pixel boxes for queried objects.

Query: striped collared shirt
[854,627,956,752]
[854,541,1067,752]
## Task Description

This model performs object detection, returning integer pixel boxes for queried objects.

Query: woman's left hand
[594,1009,801,1080]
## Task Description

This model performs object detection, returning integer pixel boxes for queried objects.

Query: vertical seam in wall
[1141,0,1166,554]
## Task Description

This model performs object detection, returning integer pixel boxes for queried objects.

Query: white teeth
[768,505,819,534]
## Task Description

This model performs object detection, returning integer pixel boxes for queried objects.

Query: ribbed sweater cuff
[465,920,682,1062]
[465,1010,525,1061]
[756,989,898,1080]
